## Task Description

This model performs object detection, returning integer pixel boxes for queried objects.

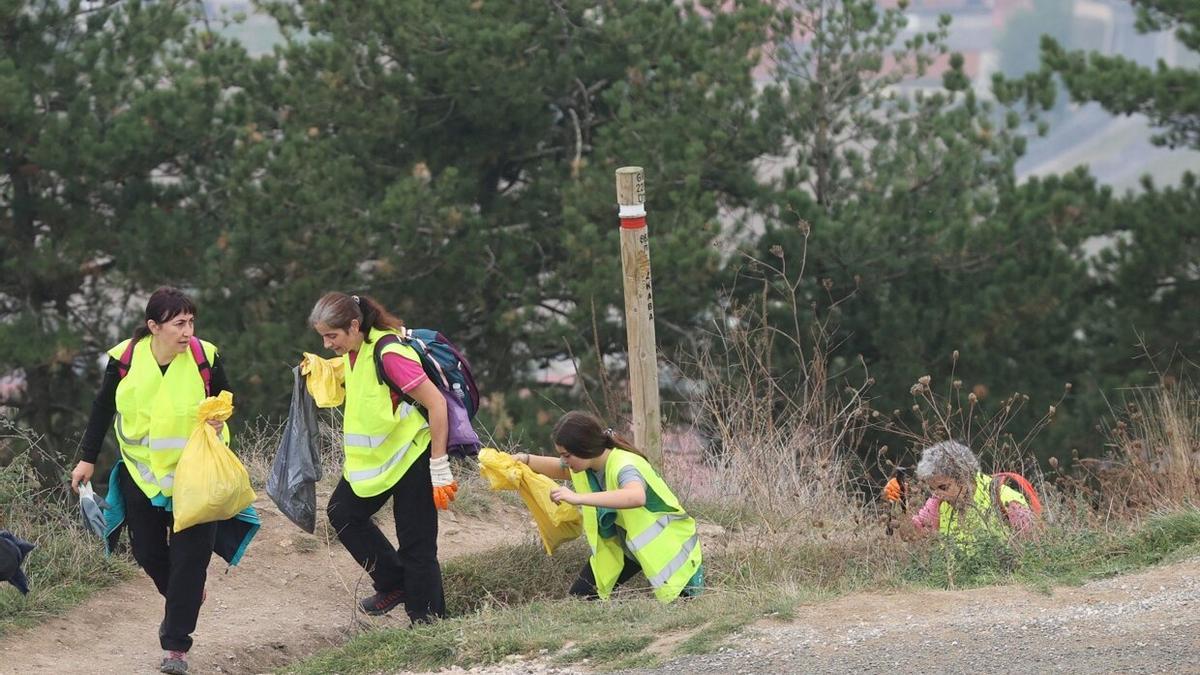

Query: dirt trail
[0,494,531,675]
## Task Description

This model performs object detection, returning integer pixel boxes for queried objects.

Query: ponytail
[553,411,645,460]
[354,294,404,337]
[309,291,404,342]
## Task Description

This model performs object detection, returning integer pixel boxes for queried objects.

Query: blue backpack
[373,329,481,420]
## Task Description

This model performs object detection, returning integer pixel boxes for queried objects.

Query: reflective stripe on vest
[340,328,431,498]
[647,534,700,588]
[149,437,189,451]
[626,513,691,554]
[346,438,417,482]
[115,413,146,447]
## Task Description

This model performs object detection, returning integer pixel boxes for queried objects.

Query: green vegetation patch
[0,454,134,635]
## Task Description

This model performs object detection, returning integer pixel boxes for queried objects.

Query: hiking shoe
[359,588,406,616]
[160,650,188,674]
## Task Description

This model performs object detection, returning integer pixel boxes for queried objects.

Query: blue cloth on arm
[102,461,260,566]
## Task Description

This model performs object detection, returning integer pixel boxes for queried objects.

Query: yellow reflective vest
[571,449,702,603]
[108,337,227,499]
[938,472,1028,541]
[341,328,430,497]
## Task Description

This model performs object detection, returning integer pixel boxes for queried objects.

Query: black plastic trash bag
[78,482,109,540]
[267,366,323,533]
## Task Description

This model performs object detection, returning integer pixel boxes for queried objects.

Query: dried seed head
[911,404,920,412]
[1049,456,1059,469]
[952,349,960,362]
[769,244,784,258]
[918,375,931,386]
[878,445,889,456]
[969,392,978,404]
[910,384,923,395]
[1064,382,1073,392]
[953,379,962,389]
[1048,405,1056,416]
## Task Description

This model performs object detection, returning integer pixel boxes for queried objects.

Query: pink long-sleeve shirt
[912,496,1034,533]
[348,350,428,410]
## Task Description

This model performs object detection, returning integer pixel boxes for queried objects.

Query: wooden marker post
[615,166,662,466]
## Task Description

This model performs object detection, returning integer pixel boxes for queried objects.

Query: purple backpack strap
[116,337,212,396]
[116,339,137,379]
[189,337,212,397]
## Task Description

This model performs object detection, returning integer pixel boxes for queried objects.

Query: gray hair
[309,292,361,330]
[915,440,980,484]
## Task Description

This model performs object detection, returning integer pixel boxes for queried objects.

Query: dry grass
[0,424,134,633]
[1081,382,1200,513]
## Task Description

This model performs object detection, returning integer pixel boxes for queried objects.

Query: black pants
[327,450,446,623]
[569,555,643,599]
[119,463,216,653]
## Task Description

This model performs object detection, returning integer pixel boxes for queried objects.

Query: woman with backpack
[70,286,257,675]
[514,411,703,602]
[308,291,453,623]
[884,440,1038,542]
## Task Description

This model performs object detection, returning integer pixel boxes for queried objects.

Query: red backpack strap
[189,337,212,397]
[991,472,1043,517]
[115,339,137,379]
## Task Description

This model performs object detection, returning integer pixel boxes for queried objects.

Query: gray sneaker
[160,650,188,674]
[359,588,406,616]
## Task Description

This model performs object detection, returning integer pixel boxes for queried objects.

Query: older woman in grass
[886,440,1037,542]
[514,411,702,602]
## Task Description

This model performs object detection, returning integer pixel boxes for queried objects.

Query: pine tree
[0,0,253,483]
[201,0,781,431]
[997,0,1199,387]
[751,1,1103,460]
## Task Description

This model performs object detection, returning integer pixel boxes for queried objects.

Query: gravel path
[436,556,1200,675]
[627,557,1200,675]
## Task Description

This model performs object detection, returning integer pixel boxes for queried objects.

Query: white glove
[429,455,455,487]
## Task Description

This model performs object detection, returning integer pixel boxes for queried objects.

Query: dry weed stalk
[675,236,873,532]
[1087,381,1200,513]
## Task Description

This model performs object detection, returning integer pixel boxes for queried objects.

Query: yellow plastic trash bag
[301,352,345,408]
[173,391,257,533]
[478,447,582,555]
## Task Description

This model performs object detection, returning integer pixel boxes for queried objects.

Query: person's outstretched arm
[72,358,122,492]
[514,452,570,481]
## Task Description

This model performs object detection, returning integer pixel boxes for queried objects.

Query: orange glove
[432,482,458,510]
[883,477,902,503]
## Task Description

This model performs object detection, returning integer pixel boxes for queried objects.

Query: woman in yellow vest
[516,411,703,602]
[885,440,1036,542]
[69,287,257,675]
[309,292,452,622]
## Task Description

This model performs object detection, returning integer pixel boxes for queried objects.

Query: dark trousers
[569,555,643,599]
[327,450,446,623]
[119,464,216,653]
